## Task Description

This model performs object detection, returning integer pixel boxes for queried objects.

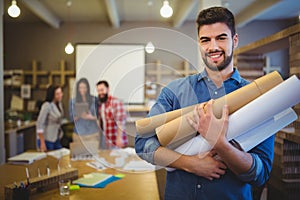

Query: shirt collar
[197,68,242,84]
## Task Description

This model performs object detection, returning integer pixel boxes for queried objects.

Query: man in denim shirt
[135,7,274,200]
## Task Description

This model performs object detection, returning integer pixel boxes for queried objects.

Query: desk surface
[0,151,160,200]
[4,121,36,134]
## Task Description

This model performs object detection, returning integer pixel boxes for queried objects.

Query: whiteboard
[75,44,145,104]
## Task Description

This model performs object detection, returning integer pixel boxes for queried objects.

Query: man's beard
[99,93,108,103]
[203,49,233,72]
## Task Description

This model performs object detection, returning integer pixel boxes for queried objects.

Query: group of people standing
[36,78,127,152]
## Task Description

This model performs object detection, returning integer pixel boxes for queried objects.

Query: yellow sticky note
[115,174,125,178]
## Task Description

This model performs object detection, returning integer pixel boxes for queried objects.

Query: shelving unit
[234,23,300,200]
[234,53,265,81]
[24,60,49,88]
[234,23,300,55]
[234,23,300,82]
[23,60,75,89]
[145,60,197,101]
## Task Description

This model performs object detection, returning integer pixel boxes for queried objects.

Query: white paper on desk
[109,147,136,158]
[166,75,300,171]
[8,152,47,164]
[86,161,107,170]
[123,160,156,171]
[47,148,70,159]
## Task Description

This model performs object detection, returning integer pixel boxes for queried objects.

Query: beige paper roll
[136,71,283,136]
[155,71,283,147]
[135,105,195,135]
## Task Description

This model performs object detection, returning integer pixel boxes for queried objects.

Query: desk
[5,121,37,158]
[0,150,161,200]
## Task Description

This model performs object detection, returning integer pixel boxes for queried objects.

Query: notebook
[8,152,47,164]
[73,172,112,187]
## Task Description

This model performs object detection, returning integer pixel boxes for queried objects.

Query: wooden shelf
[235,23,300,55]
[21,60,75,89]
[145,60,197,100]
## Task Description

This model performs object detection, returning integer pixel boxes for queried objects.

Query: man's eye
[218,37,226,40]
[200,39,209,43]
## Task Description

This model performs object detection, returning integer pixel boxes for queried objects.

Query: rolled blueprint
[166,75,300,171]
[136,71,283,136]
[166,108,297,171]
[234,108,297,152]
[155,71,283,147]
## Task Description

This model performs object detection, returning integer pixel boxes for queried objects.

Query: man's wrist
[214,137,231,152]
[178,155,195,173]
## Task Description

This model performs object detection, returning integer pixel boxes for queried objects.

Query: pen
[47,166,50,177]
[25,167,30,185]
[57,164,61,173]
[38,167,41,177]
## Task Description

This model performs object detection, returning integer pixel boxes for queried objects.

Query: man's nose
[208,39,218,51]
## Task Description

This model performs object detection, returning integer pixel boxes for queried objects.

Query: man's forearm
[215,139,253,175]
[154,146,187,168]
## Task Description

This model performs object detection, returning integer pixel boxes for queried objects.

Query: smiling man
[135,7,274,200]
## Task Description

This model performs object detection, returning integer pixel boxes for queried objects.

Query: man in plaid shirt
[96,80,128,149]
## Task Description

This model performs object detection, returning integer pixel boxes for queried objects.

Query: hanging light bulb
[160,0,173,18]
[65,42,74,54]
[145,42,155,54]
[8,0,21,18]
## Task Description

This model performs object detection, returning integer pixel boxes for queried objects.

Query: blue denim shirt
[135,69,274,200]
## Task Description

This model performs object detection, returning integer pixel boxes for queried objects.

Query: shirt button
[214,91,218,95]
[197,184,201,189]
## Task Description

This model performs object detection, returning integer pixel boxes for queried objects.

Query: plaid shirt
[98,95,127,148]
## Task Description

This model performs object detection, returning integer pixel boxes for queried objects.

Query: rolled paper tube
[136,71,283,135]
[135,105,195,135]
[155,71,283,147]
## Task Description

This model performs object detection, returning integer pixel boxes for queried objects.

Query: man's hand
[187,100,254,175]
[182,151,227,180]
[187,100,229,148]
[116,135,124,148]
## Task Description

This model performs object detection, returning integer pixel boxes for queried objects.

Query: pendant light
[65,0,74,54]
[145,1,155,54]
[145,42,155,54]
[65,42,74,55]
[160,0,173,18]
[8,0,21,18]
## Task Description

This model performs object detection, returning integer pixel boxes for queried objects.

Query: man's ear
[233,33,239,49]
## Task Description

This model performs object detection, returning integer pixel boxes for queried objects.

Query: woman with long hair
[69,78,99,144]
[36,85,64,152]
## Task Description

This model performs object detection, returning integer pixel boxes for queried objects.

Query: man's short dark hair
[197,6,236,37]
[97,80,109,88]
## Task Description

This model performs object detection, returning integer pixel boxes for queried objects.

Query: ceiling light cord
[65,0,74,54]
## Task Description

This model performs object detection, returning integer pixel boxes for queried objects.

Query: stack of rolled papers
[135,72,300,171]
[136,71,284,146]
